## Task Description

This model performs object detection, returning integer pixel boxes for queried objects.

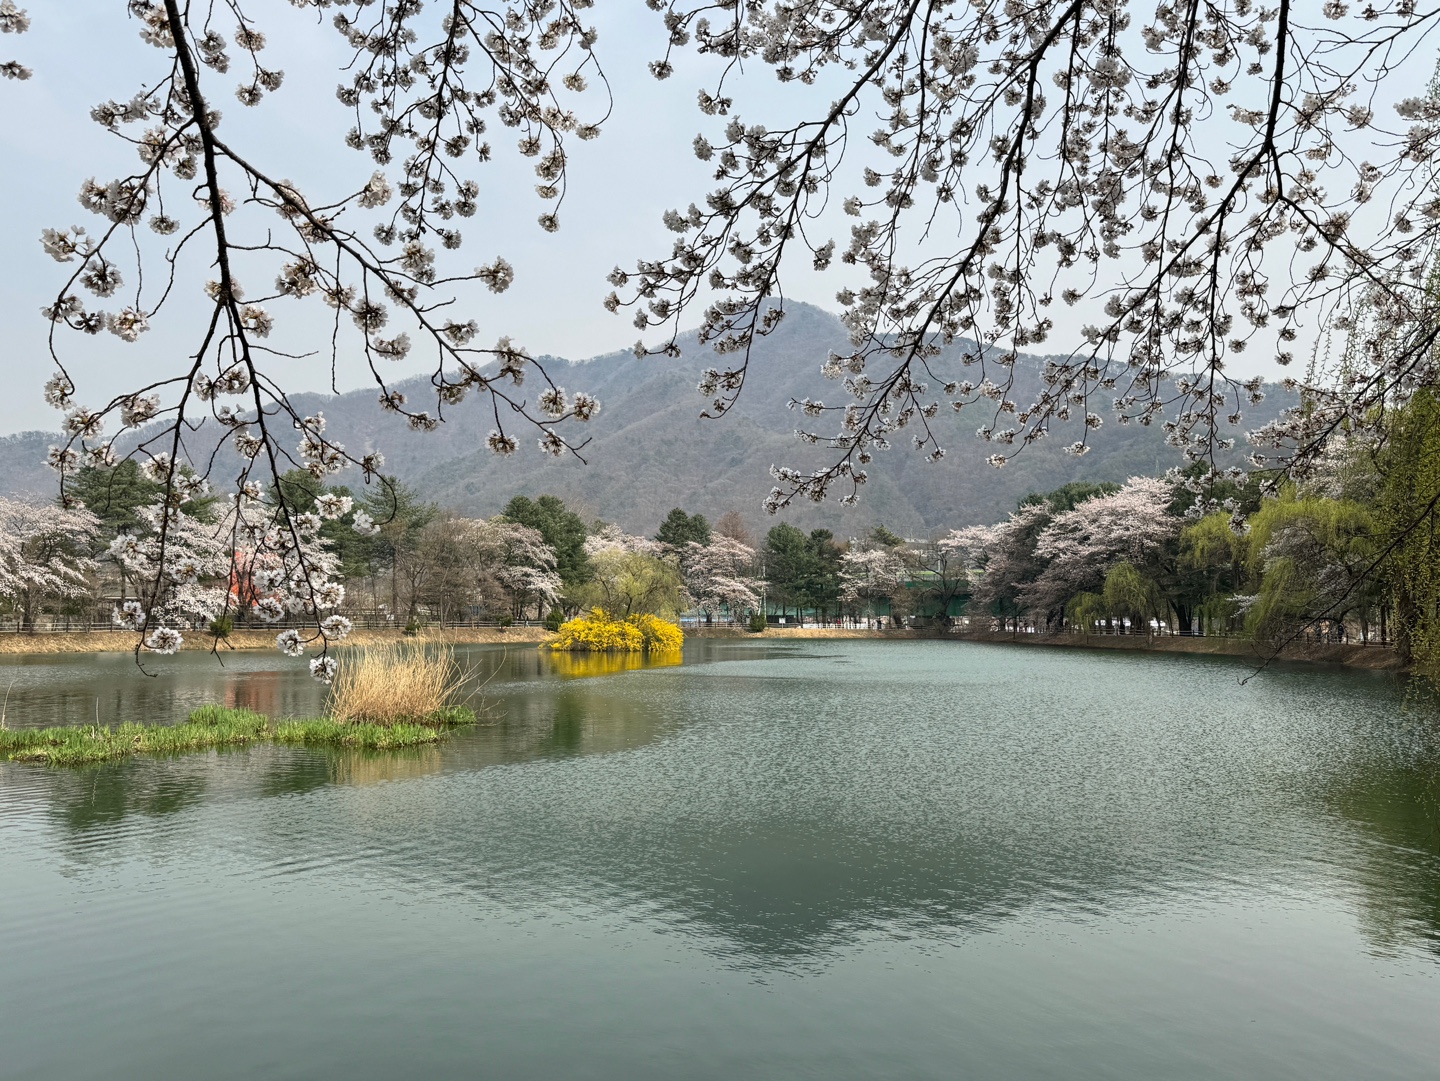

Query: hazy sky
[0,2,1401,439]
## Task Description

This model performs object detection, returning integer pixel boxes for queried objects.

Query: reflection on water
[0,640,692,730]
[545,648,683,679]
[0,649,333,728]
[1,641,1438,1080]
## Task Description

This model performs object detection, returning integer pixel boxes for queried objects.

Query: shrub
[329,642,468,725]
[543,607,564,632]
[208,614,234,640]
[550,608,684,653]
[402,617,425,637]
[747,612,767,633]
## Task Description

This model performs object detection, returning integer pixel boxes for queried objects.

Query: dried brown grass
[328,641,470,725]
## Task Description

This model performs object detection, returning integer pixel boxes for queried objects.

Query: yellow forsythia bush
[550,608,684,653]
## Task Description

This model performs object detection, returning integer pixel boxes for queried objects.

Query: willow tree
[10,1,1440,658]
[1378,388,1440,675]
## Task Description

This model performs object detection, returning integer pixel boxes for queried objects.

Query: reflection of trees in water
[44,759,212,835]
[330,746,445,787]
[1323,738,1440,957]
[27,667,681,842]
[451,685,676,769]
[0,653,329,730]
[21,643,1440,968]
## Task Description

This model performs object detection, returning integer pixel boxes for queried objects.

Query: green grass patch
[0,704,476,766]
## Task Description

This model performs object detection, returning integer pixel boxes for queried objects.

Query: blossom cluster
[26,0,608,652]
[607,0,1440,510]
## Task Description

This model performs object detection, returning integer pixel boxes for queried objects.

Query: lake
[0,639,1437,1080]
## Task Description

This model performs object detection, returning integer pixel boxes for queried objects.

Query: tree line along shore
[1,403,1435,681]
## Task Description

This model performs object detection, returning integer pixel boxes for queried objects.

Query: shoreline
[0,623,1406,672]
[691,625,1407,671]
[949,629,1406,671]
[0,626,555,655]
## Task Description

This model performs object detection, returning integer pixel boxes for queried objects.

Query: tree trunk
[1174,602,1193,636]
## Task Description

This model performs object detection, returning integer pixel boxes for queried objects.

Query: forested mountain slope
[3,303,1291,535]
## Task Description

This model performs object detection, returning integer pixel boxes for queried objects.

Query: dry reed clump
[328,642,472,726]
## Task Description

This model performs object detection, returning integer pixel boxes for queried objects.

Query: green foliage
[1241,487,1376,644]
[0,705,476,766]
[764,524,842,616]
[1245,557,1308,644]
[361,477,437,576]
[503,494,591,587]
[583,548,686,617]
[747,612,767,633]
[868,524,904,548]
[208,614,234,640]
[1196,593,1244,636]
[1377,387,1440,675]
[1243,487,1374,575]
[1020,480,1121,514]
[543,607,565,632]
[68,459,218,540]
[1065,591,1106,632]
[1181,512,1246,575]
[655,507,712,548]
[1103,563,1163,629]
[66,460,161,538]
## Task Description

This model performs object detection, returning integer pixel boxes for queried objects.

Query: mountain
[0,431,65,500]
[1,303,1291,536]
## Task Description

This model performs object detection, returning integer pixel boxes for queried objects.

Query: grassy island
[0,705,477,766]
[0,642,483,766]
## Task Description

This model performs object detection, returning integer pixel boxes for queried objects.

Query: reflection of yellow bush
[547,650,683,679]
[550,608,685,653]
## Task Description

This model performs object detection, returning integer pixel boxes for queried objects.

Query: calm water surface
[1,640,1437,1080]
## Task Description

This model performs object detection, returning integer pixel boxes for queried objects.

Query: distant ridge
[0,304,1291,536]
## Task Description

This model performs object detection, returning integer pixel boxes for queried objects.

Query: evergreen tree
[655,508,712,549]
[503,495,592,588]
[764,524,842,619]
[69,460,218,542]
[868,524,904,548]
[763,522,809,617]
[802,529,843,620]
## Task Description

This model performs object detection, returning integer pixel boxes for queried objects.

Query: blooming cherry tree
[109,482,346,664]
[478,518,563,618]
[684,535,762,619]
[839,545,910,618]
[607,1,1440,512]
[13,1,1440,550]
[1021,477,1181,617]
[26,0,603,657]
[0,498,99,630]
[0,2,28,81]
